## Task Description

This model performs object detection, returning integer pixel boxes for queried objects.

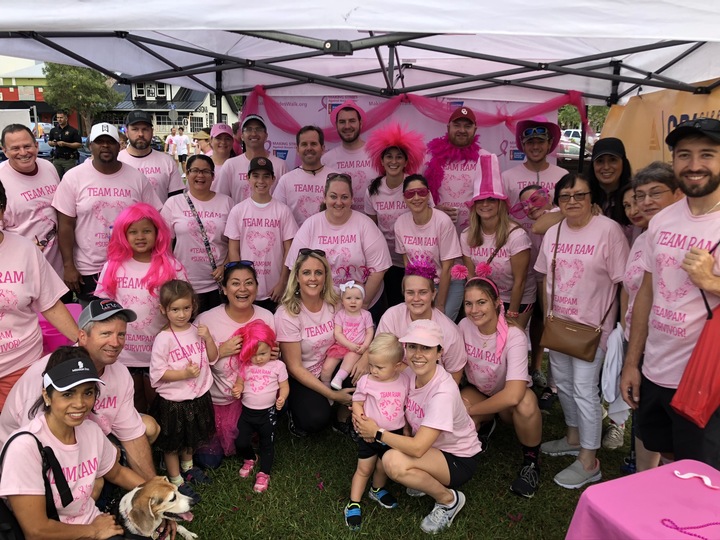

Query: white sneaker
[420,490,466,534]
[540,437,581,456]
[406,487,426,497]
[602,423,625,450]
[554,459,601,489]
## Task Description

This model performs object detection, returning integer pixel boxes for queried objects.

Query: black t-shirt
[49,125,82,159]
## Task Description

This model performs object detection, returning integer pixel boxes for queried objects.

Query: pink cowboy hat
[515,116,561,153]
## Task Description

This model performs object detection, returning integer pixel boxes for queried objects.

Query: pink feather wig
[230,319,277,376]
[365,123,426,177]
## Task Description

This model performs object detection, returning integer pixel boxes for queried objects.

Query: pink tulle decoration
[475,262,493,278]
[405,260,438,282]
[450,264,469,280]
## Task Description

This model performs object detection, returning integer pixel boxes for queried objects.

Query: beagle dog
[118,476,197,540]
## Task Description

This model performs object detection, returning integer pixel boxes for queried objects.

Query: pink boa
[424,135,481,203]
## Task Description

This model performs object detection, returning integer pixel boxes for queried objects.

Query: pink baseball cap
[331,100,366,125]
[210,123,233,139]
[398,319,444,349]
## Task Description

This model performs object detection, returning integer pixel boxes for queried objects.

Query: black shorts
[357,428,404,460]
[78,273,101,304]
[441,450,479,489]
[178,154,188,163]
[637,375,720,467]
[503,302,533,314]
[128,366,150,378]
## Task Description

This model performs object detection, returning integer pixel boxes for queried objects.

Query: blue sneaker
[182,466,212,484]
[178,482,201,505]
[368,486,398,509]
[344,501,362,530]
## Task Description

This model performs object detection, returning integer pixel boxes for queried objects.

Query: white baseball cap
[89,122,120,143]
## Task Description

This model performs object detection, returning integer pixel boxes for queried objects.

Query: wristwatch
[375,428,385,443]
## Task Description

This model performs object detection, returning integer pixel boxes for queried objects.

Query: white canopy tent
[1,0,719,111]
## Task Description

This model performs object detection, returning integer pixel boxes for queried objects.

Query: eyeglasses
[224,260,254,271]
[633,189,671,202]
[403,188,430,200]
[243,127,266,134]
[522,126,549,139]
[187,167,214,176]
[299,248,326,257]
[327,173,352,182]
[509,188,550,218]
[557,191,591,203]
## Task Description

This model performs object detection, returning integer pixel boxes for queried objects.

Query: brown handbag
[539,219,615,362]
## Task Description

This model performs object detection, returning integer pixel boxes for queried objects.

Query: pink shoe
[238,459,255,479]
[253,472,270,493]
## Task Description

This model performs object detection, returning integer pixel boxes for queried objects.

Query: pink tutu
[326,343,351,358]
[213,400,243,456]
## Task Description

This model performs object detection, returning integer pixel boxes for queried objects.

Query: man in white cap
[118,110,185,204]
[322,100,377,212]
[52,122,162,303]
[214,115,287,204]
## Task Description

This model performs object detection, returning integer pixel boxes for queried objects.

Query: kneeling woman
[355,319,480,535]
[458,276,542,498]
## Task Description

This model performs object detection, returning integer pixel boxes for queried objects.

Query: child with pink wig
[95,202,187,412]
[230,319,289,493]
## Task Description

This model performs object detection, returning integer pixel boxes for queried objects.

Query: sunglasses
[509,188,550,218]
[403,187,430,200]
[224,260,254,271]
[522,126,549,139]
[327,173,352,182]
[299,248,326,257]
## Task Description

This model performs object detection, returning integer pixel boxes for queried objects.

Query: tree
[557,104,609,132]
[43,63,123,135]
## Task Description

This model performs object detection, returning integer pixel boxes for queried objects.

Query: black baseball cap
[248,156,274,175]
[78,299,138,329]
[666,118,720,148]
[43,357,105,391]
[125,110,153,126]
[242,114,267,130]
[592,137,626,161]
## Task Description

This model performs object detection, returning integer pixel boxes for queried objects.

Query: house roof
[111,83,206,111]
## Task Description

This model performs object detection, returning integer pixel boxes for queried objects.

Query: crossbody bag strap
[486,225,521,266]
[698,239,720,320]
[548,220,563,317]
[184,193,217,270]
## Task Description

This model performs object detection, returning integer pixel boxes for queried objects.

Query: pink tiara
[405,259,438,282]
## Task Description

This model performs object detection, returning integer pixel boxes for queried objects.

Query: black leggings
[236,406,278,474]
[287,377,332,434]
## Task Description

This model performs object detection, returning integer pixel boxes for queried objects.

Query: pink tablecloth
[567,460,720,539]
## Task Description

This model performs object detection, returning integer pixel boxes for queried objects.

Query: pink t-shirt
[240,359,288,410]
[377,305,466,375]
[213,154,288,204]
[394,209,462,278]
[51,161,162,275]
[161,192,234,294]
[0,354,145,447]
[459,320,530,396]
[275,302,335,378]
[334,308,374,345]
[273,167,340,226]
[534,215,629,351]
[0,415,117,525]
[623,231,648,341]
[150,326,214,401]
[118,149,185,204]
[195,305,275,406]
[352,370,410,431]
[322,145,375,212]
[0,158,63,277]
[460,226,536,305]
[0,232,68,380]
[285,211,392,308]
[95,258,187,368]
[639,201,720,388]
[405,365,481,457]
[224,199,298,300]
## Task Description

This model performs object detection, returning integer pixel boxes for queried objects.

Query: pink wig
[230,320,277,376]
[365,124,426,176]
[101,202,178,298]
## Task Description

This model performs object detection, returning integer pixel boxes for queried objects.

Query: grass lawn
[182,392,633,540]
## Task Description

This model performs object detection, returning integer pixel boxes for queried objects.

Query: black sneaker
[287,410,308,438]
[510,462,540,498]
[538,388,557,414]
[178,482,202,505]
[182,466,212,484]
[368,485,398,509]
[332,417,360,442]
[477,418,496,455]
[344,501,362,530]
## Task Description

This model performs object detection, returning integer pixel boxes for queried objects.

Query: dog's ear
[128,494,159,535]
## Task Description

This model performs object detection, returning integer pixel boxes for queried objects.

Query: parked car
[36,138,53,160]
[561,128,597,147]
[557,140,592,162]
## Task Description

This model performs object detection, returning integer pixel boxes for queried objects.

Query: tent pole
[216,62,223,123]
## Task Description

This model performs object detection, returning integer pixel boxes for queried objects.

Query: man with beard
[52,123,162,303]
[621,118,720,467]
[274,125,340,226]
[214,115,287,204]
[48,110,82,179]
[118,110,185,204]
[322,100,376,212]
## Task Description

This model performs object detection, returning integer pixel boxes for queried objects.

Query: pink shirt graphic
[353,370,410,431]
[0,354,145,447]
[286,211,392,308]
[275,302,335,378]
[460,226,536,305]
[0,415,117,525]
[239,359,288,410]
[224,198,298,300]
[377,304,466,375]
[0,158,63,277]
[51,161,162,275]
[405,365,482,457]
[0,232,68,380]
[95,258,187,368]
[322,145,375,212]
[118,149,185,204]
[394,208,462,278]
[459,320,530,396]
[623,231,648,341]
[150,326,214,401]
[195,305,275,406]
[535,215,629,351]
[161,192,234,294]
[334,308,374,345]
[639,201,720,388]
[273,167,340,226]
[214,154,288,204]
